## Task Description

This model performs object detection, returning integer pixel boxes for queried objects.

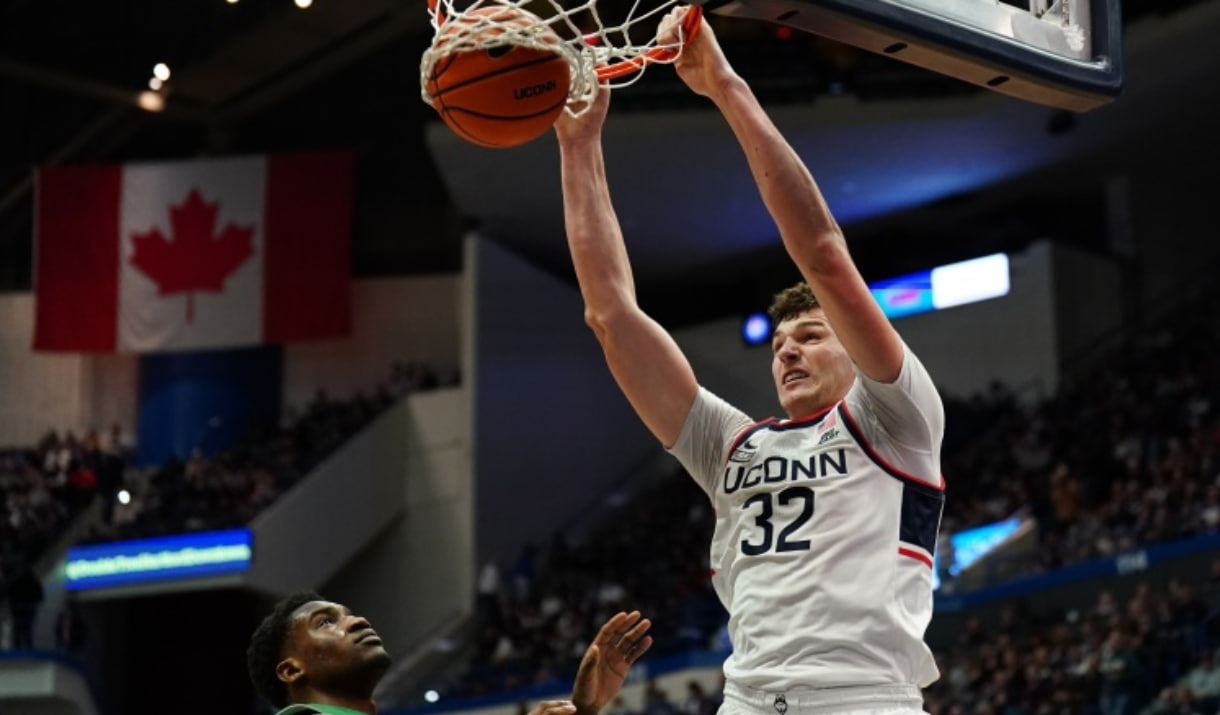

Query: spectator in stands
[247,590,653,715]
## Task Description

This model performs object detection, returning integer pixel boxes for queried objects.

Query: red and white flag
[33,151,352,353]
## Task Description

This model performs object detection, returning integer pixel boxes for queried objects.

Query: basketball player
[552,6,945,715]
[247,590,654,715]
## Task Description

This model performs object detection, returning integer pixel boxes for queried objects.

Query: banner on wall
[33,151,353,353]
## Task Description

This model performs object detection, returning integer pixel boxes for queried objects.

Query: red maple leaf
[129,188,255,323]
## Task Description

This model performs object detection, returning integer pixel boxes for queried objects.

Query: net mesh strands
[421,0,701,115]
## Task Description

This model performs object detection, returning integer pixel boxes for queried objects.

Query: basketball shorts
[719,681,929,715]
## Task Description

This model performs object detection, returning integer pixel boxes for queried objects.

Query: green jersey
[276,705,369,715]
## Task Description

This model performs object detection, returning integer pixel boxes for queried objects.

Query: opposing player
[553,6,945,714]
[247,591,653,715]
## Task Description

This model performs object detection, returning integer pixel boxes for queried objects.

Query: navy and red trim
[723,406,836,464]
[838,402,945,567]
[837,402,944,490]
[898,546,934,568]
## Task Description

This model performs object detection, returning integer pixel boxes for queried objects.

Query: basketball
[426,7,571,148]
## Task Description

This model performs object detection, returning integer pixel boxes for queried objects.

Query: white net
[420,0,697,116]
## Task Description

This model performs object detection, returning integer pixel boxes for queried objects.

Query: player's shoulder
[854,343,940,400]
[692,385,755,424]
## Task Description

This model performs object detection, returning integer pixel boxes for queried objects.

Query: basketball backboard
[699,0,1123,111]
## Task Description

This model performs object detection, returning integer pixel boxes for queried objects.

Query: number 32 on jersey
[740,486,814,555]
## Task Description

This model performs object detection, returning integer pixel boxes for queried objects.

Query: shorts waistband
[723,681,923,713]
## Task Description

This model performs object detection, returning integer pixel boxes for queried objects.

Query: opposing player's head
[767,282,856,419]
[247,590,393,710]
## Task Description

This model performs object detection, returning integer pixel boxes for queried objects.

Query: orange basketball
[426,7,571,148]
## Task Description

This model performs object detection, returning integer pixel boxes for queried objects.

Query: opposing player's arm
[556,88,699,448]
[670,9,904,383]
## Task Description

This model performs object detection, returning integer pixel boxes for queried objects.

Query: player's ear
[277,656,306,686]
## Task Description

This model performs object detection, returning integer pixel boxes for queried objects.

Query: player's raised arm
[553,87,699,448]
[663,7,904,383]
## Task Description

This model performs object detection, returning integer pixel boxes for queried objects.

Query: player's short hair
[248,590,323,709]
[767,282,822,324]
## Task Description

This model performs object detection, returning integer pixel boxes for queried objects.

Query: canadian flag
[33,151,352,353]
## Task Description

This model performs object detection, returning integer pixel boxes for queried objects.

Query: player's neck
[784,394,842,421]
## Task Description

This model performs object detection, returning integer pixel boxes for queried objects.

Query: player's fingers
[592,612,619,645]
[615,615,650,650]
[657,12,678,43]
[595,611,632,645]
[624,634,654,664]
[622,615,652,642]
[657,6,690,44]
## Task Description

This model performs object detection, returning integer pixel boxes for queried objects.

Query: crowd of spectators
[0,359,454,592]
[574,573,1220,715]
[81,359,456,544]
[923,575,1220,715]
[0,358,454,651]
[456,474,722,697]
[0,425,129,570]
[0,358,455,652]
[438,297,1220,714]
[0,425,128,650]
[937,296,1220,579]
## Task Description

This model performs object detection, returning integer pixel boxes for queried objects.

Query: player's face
[770,309,855,419]
[279,600,393,694]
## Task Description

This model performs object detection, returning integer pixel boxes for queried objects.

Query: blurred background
[3,0,1220,714]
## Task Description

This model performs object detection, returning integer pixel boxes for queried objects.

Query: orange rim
[595,5,702,81]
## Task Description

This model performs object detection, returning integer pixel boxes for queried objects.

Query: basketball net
[420,0,703,116]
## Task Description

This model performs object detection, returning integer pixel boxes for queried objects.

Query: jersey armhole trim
[838,403,945,491]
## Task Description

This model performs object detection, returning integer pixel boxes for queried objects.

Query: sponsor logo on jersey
[817,427,840,445]
[728,438,759,463]
[773,695,788,715]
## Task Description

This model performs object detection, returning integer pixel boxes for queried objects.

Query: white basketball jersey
[668,343,945,693]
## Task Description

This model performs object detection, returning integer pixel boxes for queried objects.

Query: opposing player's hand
[658,5,735,100]
[571,611,653,715]
[554,84,610,145]
[528,700,579,715]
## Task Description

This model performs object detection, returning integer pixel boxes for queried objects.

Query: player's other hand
[554,83,610,145]
[572,610,654,715]
[658,5,737,100]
